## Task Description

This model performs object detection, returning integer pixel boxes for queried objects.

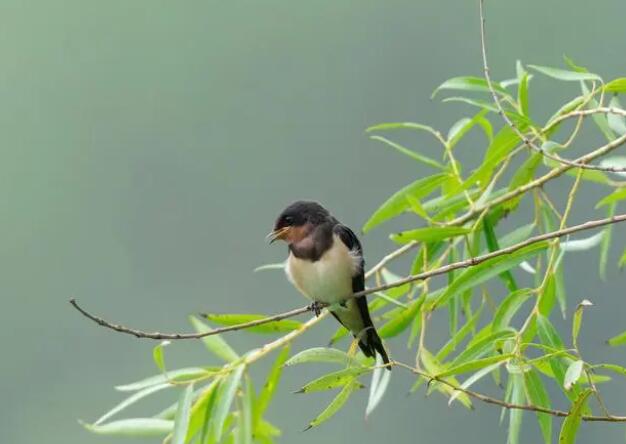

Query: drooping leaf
[81,418,173,436]
[595,363,626,378]
[434,242,548,308]
[441,96,498,112]
[363,173,448,233]
[437,303,484,360]
[95,384,170,426]
[595,188,626,208]
[558,389,592,444]
[211,365,245,442]
[418,348,472,409]
[523,369,552,444]
[296,367,368,393]
[507,373,525,444]
[171,383,194,444]
[390,226,471,244]
[599,203,615,279]
[365,355,392,418]
[189,316,239,362]
[369,135,445,169]
[436,354,513,378]
[378,297,423,338]
[153,341,170,373]
[116,367,211,392]
[518,71,530,117]
[448,360,506,406]
[447,109,492,148]
[528,65,601,82]
[304,381,360,430]
[572,300,593,350]
[366,121,440,139]
[483,214,518,291]
[492,288,534,332]
[581,82,615,141]
[255,346,290,425]
[201,313,302,334]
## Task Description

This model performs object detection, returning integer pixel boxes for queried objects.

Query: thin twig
[393,360,626,422]
[70,213,626,339]
[478,0,626,173]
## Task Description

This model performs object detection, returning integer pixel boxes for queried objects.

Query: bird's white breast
[286,234,360,304]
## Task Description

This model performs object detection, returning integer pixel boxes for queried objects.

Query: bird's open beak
[266,226,290,244]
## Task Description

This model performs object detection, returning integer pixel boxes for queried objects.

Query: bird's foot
[309,301,323,317]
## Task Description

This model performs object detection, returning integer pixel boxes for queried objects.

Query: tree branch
[70,213,626,339]
[393,361,626,422]
[478,0,626,173]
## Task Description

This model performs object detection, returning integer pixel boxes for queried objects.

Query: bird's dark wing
[333,224,390,367]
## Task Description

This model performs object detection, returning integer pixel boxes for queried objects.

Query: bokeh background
[2,0,625,443]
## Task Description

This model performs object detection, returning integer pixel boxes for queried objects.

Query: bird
[267,200,390,368]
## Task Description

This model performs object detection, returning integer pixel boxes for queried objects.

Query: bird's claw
[309,301,323,317]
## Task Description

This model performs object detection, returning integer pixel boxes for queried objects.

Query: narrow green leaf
[365,355,392,418]
[193,380,220,443]
[434,242,548,308]
[450,330,515,368]
[390,226,471,244]
[493,289,533,332]
[607,330,626,346]
[369,135,445,169]
[599,203,615,280]
[437,303,484,360]
[620,249,626,268]
[366,121,440,138]
[483,215,518,291]
[171,383,194,444]
[572,300,592,350]
[528,65,601,82]
[564,360,584,391]
[82,418,173,436]
[255,346,290,425]
[95,384,170,426]
[211,365,245,442]
[190,316,239,362]
[448,361,505,406]
[297,367,368,393]
[518,72,530,116]
[436,354,513,378]
[304,381,360,430]
[285,347,352,366]
[378,297,423,338]
[363,173,448,233]
[581,82,615,141]
[523,369,552,444]
[604,78,626,93]
[239,378,254,444]
[504,153,542,210]
[546,96,586,127]
[432,76,508,98]
[558,389,592,444]
[201,313,302,334]
[116,367,210,392]
[508,373,525,444]
[448,109,491,148]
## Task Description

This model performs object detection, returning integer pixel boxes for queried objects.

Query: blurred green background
[2,0,625,443]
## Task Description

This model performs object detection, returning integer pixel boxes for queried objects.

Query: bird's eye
[283,216,294,225]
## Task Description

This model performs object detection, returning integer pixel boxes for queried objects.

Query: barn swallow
[268,201,390,368]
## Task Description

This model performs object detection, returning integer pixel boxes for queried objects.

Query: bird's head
[267,201,330,245]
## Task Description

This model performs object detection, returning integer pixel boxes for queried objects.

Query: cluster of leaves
[82,60,626,444]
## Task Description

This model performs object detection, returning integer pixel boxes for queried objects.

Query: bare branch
[70,213,626,338]
[393,361,626,422]
[478,0,626,173]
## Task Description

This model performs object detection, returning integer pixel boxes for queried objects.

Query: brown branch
[69,299,313,340]
[393,361,626,422]
[70,213,626,339]
[354,213,626,298]
[478,0,626,173]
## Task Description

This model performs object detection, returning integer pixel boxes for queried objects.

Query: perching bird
[268,201,390,368]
